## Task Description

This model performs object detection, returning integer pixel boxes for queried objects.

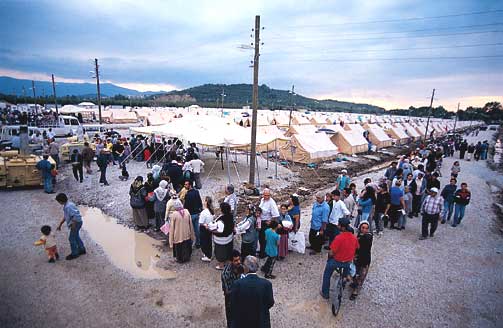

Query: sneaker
[265,274,276,279]
[48,258,56,263]
[201,256,211,262]
[65,254,79,260]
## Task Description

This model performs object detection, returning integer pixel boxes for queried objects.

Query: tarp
[129,115,283,148]
[110,110,137,123]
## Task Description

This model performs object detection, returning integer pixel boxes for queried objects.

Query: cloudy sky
[1,0,502,110]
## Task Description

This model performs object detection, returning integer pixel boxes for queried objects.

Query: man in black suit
[230,256,275,328]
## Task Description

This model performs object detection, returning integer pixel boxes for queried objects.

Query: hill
[0,76,164,97]
[161,84,385,113]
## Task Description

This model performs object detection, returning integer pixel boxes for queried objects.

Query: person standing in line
[96,149,110,186]
[36,154,54,193]
[466,143,475,161]
[342,188,358,222]
[199,196,215,262]
[189,155,205,189]
[235,204,258,261]
[81,142,95,174]
[258,189,279,258]
[440,177,457,224]
[129,176,148,230]
[335,169,351,191]
[212,202,235,270]
[458,140,468,159]
[287,194,301,232]
[168,200,195,263]
[452,182,471,227]
[183,180,203,248]
[70,149,84,183]
[350,221,373,300]
[149,180,170,232]
[374,183,390,236]
[389,179,406,230]
[419,188,444,240]
[221,250,243,328]
[55,193,86,260]
[324,189,350,249]
[410,172,426,217]
[260,220,280,279]
[230,256,274,328]
[224,184,239,219]
[308,191,330,255]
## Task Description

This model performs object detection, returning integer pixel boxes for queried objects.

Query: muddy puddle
[80,207,176,280]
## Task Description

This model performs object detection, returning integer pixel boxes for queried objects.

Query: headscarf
[169,189,178,199]
[173,199,185,217]
[152,165,161,180]
[131,176,143,193]
[154,180,168,200]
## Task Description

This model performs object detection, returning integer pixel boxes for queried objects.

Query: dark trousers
[258,221,270,258]
[388,205,402,227]
[459,150,466,159]
[199,225,213,259]
[422,213,439,237]
[325,223,340,245]
[241,241,256,261]
[261,256,277,276]
[72,164,83,182]
[309,228,323,252]
[99,166,108,184]
[155,212,164,230]
[224,293,232,328]
[412,194,422,215]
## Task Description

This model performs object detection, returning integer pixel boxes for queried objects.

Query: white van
[38,115,83,137]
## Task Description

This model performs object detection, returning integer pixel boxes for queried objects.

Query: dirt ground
[1,130,502,328]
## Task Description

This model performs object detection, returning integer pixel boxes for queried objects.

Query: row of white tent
[129,111,482,164]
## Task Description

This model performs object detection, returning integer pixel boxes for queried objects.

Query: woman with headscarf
[149,180,170,232]
[144,173,156,223]
[211,202,235,270]
[168,199,195,263]
[129,176,148,230]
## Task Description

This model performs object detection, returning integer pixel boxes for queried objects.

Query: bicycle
[330,267,347,316]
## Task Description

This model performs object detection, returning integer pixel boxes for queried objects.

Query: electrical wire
[294,54,503,63]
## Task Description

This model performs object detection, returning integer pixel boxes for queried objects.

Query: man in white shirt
[47,128,55,140]
[189,155,205,189]
[324,189,350,249]
[258,188,279,258]
[223,184,238,217]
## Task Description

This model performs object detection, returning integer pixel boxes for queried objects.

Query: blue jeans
[43,176,53,193]
[321,258,351,298]
[191,213,200,246]
[453,204,466,226]
[442,200,454,221]
[69,221,85,256]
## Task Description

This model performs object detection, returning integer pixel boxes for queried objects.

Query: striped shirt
[421,195,444,215]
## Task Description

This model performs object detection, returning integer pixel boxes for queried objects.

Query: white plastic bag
[288,231,306,254]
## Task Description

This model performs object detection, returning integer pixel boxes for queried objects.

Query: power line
[295,54,503,63]
[285,9,503,28]
[272,30,503,43]
[269,22,503,39]
[261,42,503,55]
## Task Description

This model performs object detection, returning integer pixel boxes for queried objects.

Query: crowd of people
[32,126,489,328]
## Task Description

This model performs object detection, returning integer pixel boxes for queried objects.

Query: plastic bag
[288,231,305,254]
[160,222,170,235]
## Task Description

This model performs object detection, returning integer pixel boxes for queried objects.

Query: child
[403,186,413,218]
[34,225,59,263]
[260,220,280,279]
[278,204,293,260]
[451,161,461,178]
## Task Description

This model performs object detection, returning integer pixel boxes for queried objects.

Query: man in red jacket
[320,217,359,299]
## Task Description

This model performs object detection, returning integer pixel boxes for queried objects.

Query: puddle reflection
[81,207,176,279]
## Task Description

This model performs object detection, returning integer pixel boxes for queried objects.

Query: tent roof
[339,129,368,146]
[292,133,338,159]
[286,125,318,135]
[366,124,392,141]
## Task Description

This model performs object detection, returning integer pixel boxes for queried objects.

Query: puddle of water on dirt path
[80,207,176,280]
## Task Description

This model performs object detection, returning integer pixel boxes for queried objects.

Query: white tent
[279,133,338,164]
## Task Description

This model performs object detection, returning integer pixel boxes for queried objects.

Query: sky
[0,0,502,110]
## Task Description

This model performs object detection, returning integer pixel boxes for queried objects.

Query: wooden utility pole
[248,15,260,186]
[31,80,37,113]
[424,88,435,140]
[288,84,295,127]
[453,102,459,134]
[51,74,58,116]
[95,58,103,124]
[220,88,226,117]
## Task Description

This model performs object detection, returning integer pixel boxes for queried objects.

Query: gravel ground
[1,130,502,328]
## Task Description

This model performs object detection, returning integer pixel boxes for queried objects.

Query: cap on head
[339,217,350,227]
[341,169,348,174]
[430,187,439,193]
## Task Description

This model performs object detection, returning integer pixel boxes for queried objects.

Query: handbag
[288,231,305,254]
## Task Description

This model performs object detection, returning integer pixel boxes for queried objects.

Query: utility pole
[424,88,435,140]
[94,58,103,124]
[51,74,59,116]
[453,102,459,134]
[220,88,226,117]
[31,80,37,114]
[248,15,260,186]
[288,85,295,127]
